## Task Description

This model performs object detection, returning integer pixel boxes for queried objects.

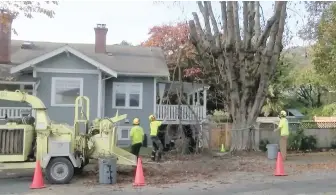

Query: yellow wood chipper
[0,90,137,184]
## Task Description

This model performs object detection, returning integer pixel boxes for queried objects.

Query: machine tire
[45,157,74,184]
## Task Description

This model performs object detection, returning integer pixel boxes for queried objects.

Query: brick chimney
[94,24,108,53]
[0,11,13,64]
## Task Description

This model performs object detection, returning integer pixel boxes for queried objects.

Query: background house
[0,18,209,147]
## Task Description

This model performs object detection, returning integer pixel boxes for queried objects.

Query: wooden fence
[208,118,336,150]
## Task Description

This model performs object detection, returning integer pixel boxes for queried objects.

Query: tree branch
[220,1,227,46]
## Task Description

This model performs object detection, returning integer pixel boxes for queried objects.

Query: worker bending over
[130,118,144,159]
[149,114,165,161]
[274,110,289,160]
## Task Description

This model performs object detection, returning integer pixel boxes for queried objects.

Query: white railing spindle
[156,105,204,121]
[0,107,32,119]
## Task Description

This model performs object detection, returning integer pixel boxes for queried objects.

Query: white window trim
[117,126,132,140]
[51,77,84,107]
[112,82,143,109]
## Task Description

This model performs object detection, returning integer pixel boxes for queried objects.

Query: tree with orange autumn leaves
[142,23,227,109]
[141,22,201,79]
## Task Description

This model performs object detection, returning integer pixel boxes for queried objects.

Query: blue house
[0,23,209,146]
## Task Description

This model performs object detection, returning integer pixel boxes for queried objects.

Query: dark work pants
[131,143,142,159]
[151,136,163,155]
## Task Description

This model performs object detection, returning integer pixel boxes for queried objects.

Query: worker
[130,117,144,159]
[149,114,165,161]
[273,110,289,161]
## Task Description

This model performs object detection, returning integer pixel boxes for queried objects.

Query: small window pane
[121,129,129,139]
[128,84,141,94]
[115,93,126,107]
[54,79,81,105]
[129,94,140,107]
[115,83,126,93]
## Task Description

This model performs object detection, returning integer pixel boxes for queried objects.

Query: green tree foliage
[302,103,336,119]
[313,3,336,88]
[293,67,327,108]
[261,56,294,116]
[299,1,334,41]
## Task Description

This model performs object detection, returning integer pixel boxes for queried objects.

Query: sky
[11,1,308,47]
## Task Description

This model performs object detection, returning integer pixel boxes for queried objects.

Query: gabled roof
[11,45,118,77]
[8,40,170,77]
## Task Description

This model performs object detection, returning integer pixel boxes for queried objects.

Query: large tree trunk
[188,1,287,151]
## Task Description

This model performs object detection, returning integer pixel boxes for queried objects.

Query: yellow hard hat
[133,118,140,125]
[149,114,155,121]
[280,110,287,117]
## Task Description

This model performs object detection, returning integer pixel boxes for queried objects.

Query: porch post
[193,93,196,105]
[97,71,102,118]
[153,78,157,116]
[203,89,207,119]
[32,83,37,118]
[197,91,200,105]
[187,95,191,105]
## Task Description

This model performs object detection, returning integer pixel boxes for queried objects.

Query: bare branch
[247,2,256,49]
[243,2,248,48]
[197,1,212,41]
[232,1,241,51]
[226,1,235,47]
[205,1,220,48]
[253,1,261,43]
[220,1,227,45]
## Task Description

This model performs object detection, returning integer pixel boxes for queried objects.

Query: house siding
[36,72,98,125]
[104,76,155,146]
[38,53,97,70]
[34,53,99,125]
[0,53,97,109]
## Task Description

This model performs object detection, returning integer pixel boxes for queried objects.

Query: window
[51,77,83,107]
[112,82,143,109]
[117,126,131,140]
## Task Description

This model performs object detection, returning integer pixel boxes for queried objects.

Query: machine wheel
[45,157,74,184]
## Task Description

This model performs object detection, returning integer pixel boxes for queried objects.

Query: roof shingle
[7,40,169,77]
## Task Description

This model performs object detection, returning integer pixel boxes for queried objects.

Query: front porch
[0,107,31,119]
[155,81,209,123]
[0,81,35,120]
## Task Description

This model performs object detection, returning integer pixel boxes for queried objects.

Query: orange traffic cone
[274,152,287,176]
[30,160,46,189]
[133,158,145,186]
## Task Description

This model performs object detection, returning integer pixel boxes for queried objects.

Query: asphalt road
[1,171,336,195]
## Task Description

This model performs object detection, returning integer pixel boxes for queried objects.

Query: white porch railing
[0,107,32,119]
[156,105,205,121]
